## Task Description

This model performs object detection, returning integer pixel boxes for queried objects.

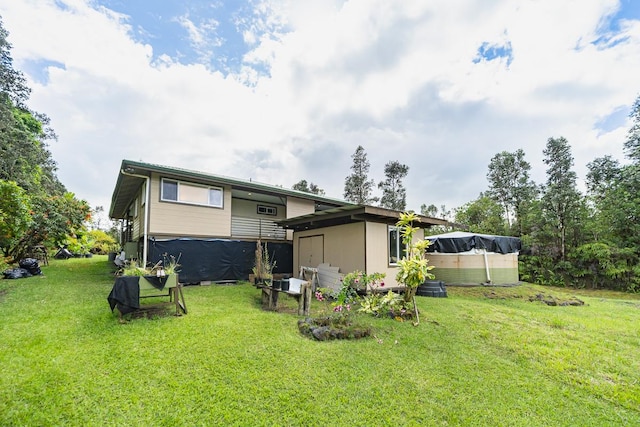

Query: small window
[161,178,223,208]
[162,180,178,201]
[388,226,405,265]
[257,205,277,216]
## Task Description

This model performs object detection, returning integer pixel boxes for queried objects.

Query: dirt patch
[484,291,523,300]
[529,293,585,306]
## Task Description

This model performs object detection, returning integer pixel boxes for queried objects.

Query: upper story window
[257,205,277,216]
[161,178,223,208]
[388,225,406,265]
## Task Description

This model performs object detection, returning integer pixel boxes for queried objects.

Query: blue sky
[1,0,639,217]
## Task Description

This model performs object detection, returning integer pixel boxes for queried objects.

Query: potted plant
[252,240,276,286]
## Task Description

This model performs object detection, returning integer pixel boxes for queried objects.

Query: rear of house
[109,160,351,283]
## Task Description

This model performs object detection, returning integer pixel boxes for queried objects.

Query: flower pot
[272,279,281,290]
[280,279,290,291]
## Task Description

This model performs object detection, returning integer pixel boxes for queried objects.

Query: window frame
[160,178,224,209]
[257,205,277,216]
[388,225,406,266]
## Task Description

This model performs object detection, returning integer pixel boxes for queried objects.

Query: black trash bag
[3,268,32,279]
[54,247,73,259]
[19,258,42,275]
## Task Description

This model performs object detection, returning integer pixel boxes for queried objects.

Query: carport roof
[278,205,450,232]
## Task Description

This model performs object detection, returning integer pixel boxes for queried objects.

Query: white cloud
[0,0,638,215]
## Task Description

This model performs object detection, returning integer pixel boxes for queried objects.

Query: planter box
[139,274,178,291]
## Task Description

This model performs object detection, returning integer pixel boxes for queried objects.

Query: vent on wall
[257,205,277,216]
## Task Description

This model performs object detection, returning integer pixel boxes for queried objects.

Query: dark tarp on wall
[148,238,293,284]
[426,232,521,254]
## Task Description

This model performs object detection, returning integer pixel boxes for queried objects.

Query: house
[109,160,449,287]
[278,205,449,289]
[109,160,351,283]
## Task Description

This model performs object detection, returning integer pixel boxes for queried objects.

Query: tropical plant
[395,212,435,307]
[0,180,32,258]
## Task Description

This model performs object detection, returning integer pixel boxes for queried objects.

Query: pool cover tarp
[426,231,521,254]
[148,238,293,284]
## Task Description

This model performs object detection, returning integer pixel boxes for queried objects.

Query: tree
[623,95,640,162]
[486,149,537,235]
[292,179,325,196]
[540,137,584,260]
[0,18,30,106]
[454,195,506,235]
[378,160,408,210]
[0,180,32,257]
[0,19,89,258]
[420,204,438,217]
[343,145,378,204]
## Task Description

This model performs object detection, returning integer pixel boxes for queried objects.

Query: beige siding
[365,222,397,287]
[148,174,232,238]
[293,223,366,276]
[365,223,425,288]
[232,198,286,220]
[285,197,316,240]
[286,197,315,218]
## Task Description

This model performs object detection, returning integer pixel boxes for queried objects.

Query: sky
[1,0,639,219]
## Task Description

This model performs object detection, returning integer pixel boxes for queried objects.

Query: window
[257,205,277,216]
[161,178,223,208]
[388,226,405,265]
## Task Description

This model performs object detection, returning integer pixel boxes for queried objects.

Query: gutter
[120,168,150,266]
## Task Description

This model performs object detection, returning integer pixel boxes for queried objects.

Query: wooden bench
[260,278,312,315]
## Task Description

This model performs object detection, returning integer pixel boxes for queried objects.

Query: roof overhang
[109,159,352,219]
[278,205,450,232]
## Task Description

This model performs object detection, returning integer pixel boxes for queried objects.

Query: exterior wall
[286,197,316,218]
[365,223,425,288]
[286,197,316,240]
[428,253,519,285]
[130,181,147,240]
[147,173,233,238]
[231,198,286,220]
[293,222,366,276]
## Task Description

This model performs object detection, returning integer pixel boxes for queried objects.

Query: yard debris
[19,258,42,276]
[528,293,585,306]
[2,268,32,279]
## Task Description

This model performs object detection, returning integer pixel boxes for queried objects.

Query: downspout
[120,169,150,266]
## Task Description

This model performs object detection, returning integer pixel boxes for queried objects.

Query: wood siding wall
[147,173,232,238]
[293,222,366,277]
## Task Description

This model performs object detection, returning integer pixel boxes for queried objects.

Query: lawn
[1,256,639,426]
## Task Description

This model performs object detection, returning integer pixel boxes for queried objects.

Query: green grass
[1,256,639,426]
